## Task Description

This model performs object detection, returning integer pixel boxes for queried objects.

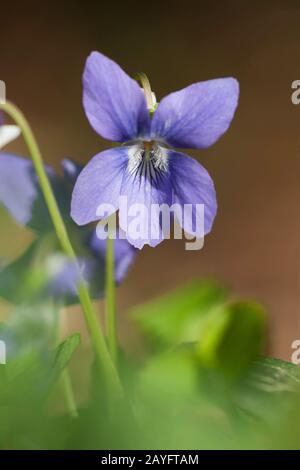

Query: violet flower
[0,132,136,303]
[71,52,239,248]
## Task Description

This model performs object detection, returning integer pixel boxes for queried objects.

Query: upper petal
[169,150,217,237]
[151,78,239,149]
[71,147,128,226]
[83,51,151,142]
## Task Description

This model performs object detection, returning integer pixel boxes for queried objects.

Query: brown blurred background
[1,0,300,360]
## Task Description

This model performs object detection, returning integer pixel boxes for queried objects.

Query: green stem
[0,102,122,399]
[106,234,117,364]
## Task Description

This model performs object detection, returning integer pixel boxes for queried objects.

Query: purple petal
[88,229,137,284]
[119,148,172,249]
[0,153,42,226]
[169,150,217,236]
[83,51,151,142]
[71,147,128,226]
[151,78,239,149]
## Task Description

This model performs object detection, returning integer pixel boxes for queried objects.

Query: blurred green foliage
[0,277,299,449]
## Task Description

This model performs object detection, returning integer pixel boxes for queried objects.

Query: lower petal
[119,148,172,249]
[71,147,128,225]
[169,150,217,237]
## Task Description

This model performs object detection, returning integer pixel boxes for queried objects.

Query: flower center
[127,141,168,180]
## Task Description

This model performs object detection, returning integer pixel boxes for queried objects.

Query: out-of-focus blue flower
[71,52,239,248]
[0,143,136,304]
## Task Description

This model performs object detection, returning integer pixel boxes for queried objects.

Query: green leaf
[232,357,300,424]
[248,357,300,393]
[197,301,266,379]
[132,280,228,348]
[53,333,81,377]
[133,280,266,379]
[137,350,200,421]
[0,350,55,405]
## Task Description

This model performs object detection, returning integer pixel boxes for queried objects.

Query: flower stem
[106,234,117,364]
[0,101,122,399]
[135,72,156,113]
